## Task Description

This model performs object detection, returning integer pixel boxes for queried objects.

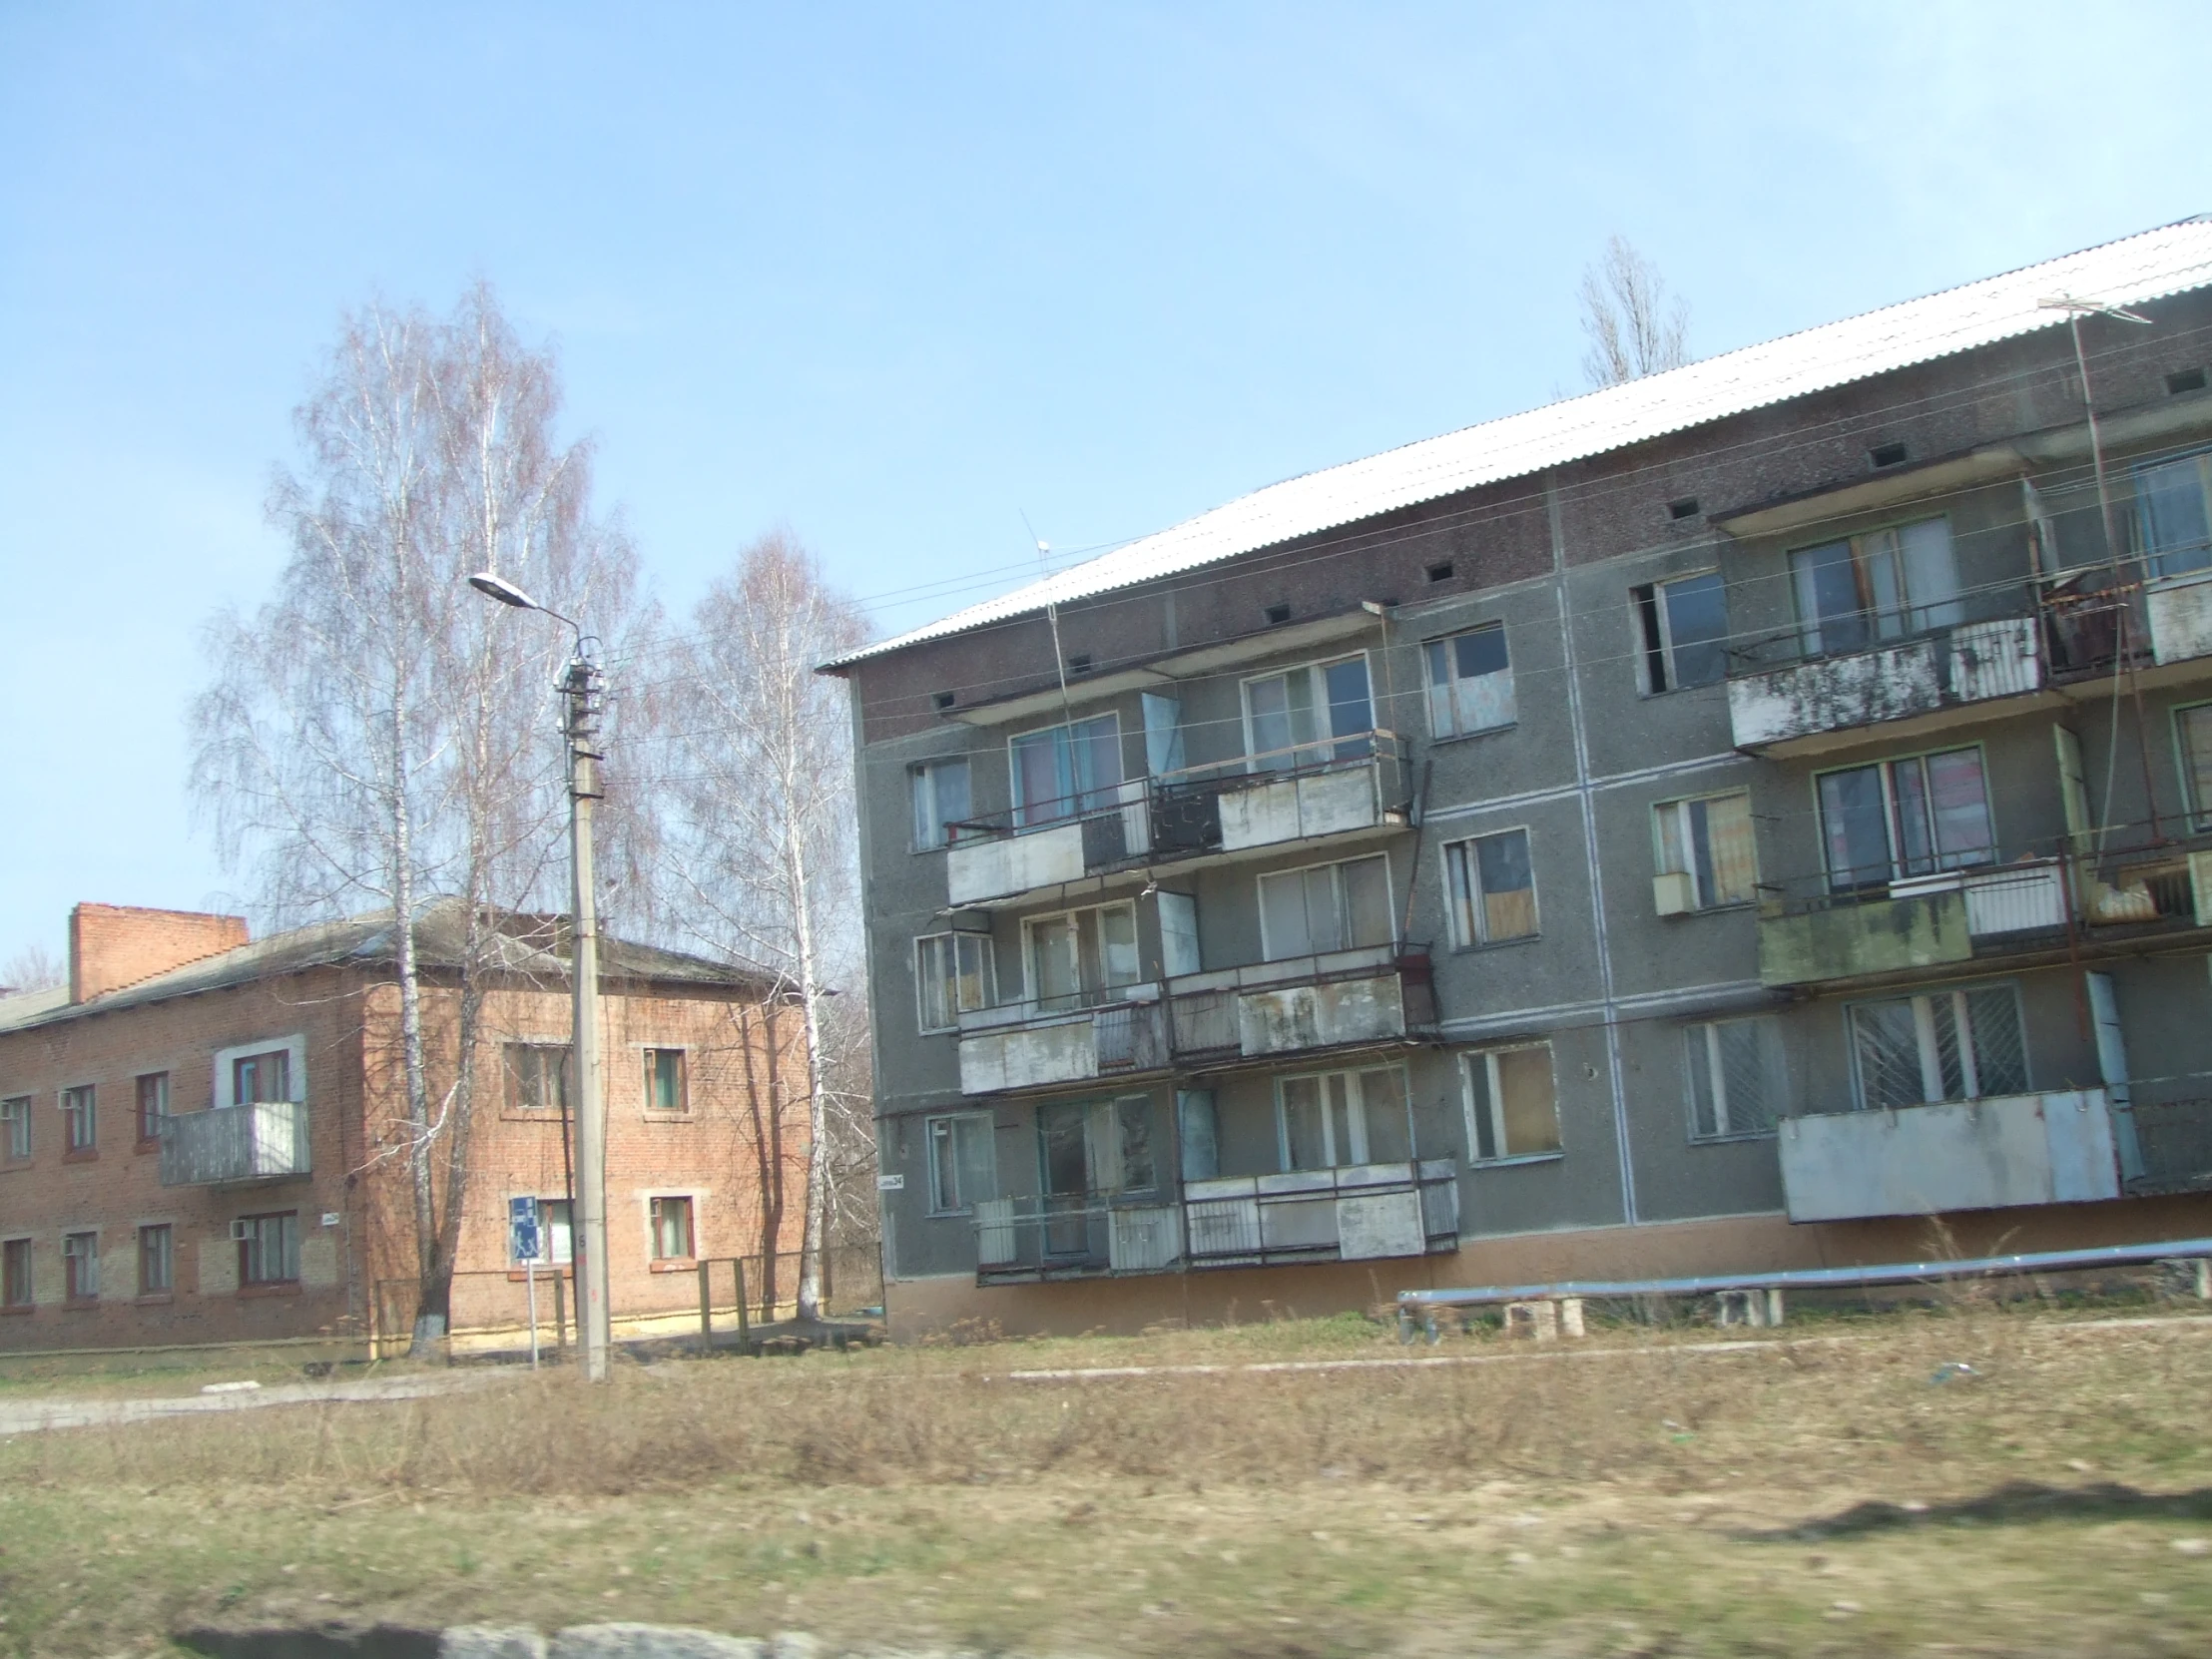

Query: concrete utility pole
[468,571,613,1382]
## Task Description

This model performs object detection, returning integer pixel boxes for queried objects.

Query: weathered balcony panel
[1758,890,1971,987]
[1728,616,2042,751]
[1779,1089,2118,1222]
[956,997,1168,1094]
[945,821,1084,907]
[2147,570,2212,666]
[160,1100,310,1187]
[1236,972,1405,1056]
[1182,1159,1458,1268]
[1218,762,1382,851]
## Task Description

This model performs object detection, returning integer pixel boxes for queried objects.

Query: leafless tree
[0,943,64,994]
[1578,235,1691,388]
[647,532,871,1321]
[191,285,639,1351]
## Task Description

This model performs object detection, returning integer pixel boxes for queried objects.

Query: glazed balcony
[160,1100,310,1187]
[943,734,1411,908]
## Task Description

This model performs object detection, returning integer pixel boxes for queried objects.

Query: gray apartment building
[825,221,2212,1337]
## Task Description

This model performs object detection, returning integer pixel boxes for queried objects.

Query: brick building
[827,220,2212,1338]
[0,900,805,1356]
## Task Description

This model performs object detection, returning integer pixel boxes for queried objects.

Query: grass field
[3,1302,2210,1657]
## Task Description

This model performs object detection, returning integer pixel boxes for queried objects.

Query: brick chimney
[69,903,250,1003]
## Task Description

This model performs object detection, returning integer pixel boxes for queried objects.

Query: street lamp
[467,570,612,1383]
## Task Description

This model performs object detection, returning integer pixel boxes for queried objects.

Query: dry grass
[4,1304,2211,1656]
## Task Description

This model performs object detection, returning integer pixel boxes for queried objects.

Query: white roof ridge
[827,217,2212,671]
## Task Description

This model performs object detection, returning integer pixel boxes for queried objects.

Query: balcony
[1758,859,2068,987]
[2127,1098,2212,1195]
[1779,1089,2119,1222]
[955,945,1437,1096]
[1728,614,2044,755]
[944,735,1411,907]
[2146,570,2212,668]
[971,1158,1459,1284]
[160,1100,310,1187]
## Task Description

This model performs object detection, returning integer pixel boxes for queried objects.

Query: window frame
[1786,513,1962,659]
[1651,789,1759,911]
[914,931,998,1033]
[135,1072,170,1151]
[237,1211,300,1288]
[1007,712,1124,829]
[1272,1064,1414,1173]
[502,1041,573,1119]
[1255,851,1397,962]
[1,1094,29,1162]
[1240,651,1377,772]
[909,756,975,851]
[61,1083,96,1156]
[62,1230,99,1302]
[2134,449,2212,578]
[1632,568,1730,694]
[1020,900,1141,1008]
[1440,827,1540,948]
[924,1110,997,1215]
[642,1047,690,1115]
[509,1197,574,1267]
[138,1223,174,1297]
[2172,700,2212,830]
[1682,1016,1785,1142]
[1421,622,1515,740]
[1844,981,2030,1111]
[648,1195,698,1263]
[2,1238,31,1310]
[1459,1043,1564,1166]
[1813,742,1996,893]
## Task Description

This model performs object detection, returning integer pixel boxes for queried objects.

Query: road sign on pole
[509,1195,542,1266]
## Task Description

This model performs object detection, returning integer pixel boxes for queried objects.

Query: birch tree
[1579,235,1691,387]
[191,286,637,1350]
[651,532,869,1321]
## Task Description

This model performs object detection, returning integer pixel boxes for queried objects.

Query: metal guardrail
[1393,1236,2212,1338]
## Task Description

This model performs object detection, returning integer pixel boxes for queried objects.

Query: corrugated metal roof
[828,218,2212,672]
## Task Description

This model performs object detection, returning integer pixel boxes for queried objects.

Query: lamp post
[467,572,612,1382]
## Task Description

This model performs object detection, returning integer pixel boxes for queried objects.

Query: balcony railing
[1727,610,2044,752]
[942,733,1412,907]
[2127,1098,2212,1194]
[160,1100,310,1187]
[971,1158,1459,1284]
[955,945,1437,1094]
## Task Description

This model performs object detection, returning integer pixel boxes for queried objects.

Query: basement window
[1668,497,1699,521]
[2169,368,2208,396]
[1869,442,1909,469]
[1264,603,1292,626]
[1425,561,1455,583]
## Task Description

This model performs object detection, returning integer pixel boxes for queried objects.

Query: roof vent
[2168,367,2207,395]
[1667,497,1699,521]
[1425,561,1454,583]
[1066,653,1093,675]
[932,691,956,712]
[1264,603,1292,626]
[1869,442,1909,469]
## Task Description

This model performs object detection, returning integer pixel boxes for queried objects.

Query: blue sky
[3,2,2208,963]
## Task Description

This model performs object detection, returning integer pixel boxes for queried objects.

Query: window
[1026,902,1139,1009]
[1685,1018,1785,1139]
[910,757,973,849]
[1789,517,1960,657]
[1633,571,1730,692]
[512,1199,573,1266]
[136,1073,170,1148]
[138,1224,173,1296]
[62,1231,98,1302]
[644,1048,688,1113]
[1817,747,1993,892]
[1038,1096,1159,1209]
[1258,853,1393,959]
[1423,624,1514,738]
[233,1048,291,1105]
[915,932,997,1031]
[2,1240,29,1309]
[2177,704,2212,828]
[1,1095,28,1161]
[1653,792,1757,909]
[1244,655,1374,772]
[62,1085,95,1154]
[1010,714,1122,828]
[1277,1066,1411,1171]
[238,1212,299,1286]
[2139,452,2212,577]
[649,1196,696,1262]
[1462,1045,1562,1162]
[1443,830,1538,945]
[926,1112,996,1214]
[1850,985,2027,1109]
[504,1043,573,1116]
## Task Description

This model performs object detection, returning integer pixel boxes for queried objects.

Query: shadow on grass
[1752,1480,2212,1540]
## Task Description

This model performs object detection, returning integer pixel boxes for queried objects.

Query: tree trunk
[793,817,831,1323]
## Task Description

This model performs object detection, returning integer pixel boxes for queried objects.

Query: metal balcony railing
[160,1100,310,1187]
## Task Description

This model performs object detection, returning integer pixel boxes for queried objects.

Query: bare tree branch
[1578,235,1691,388]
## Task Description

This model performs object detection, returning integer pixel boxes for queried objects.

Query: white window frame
[237,1211,300,1286]
[213,1033,307,1109]
[1788,514,1962,659]
[1007,712,1124,829]
[2172,701,2212,830]
[1683,1017,1785,1142]
[1240,651,1377,772]
[1633,569,1730,694]
[1459,1043,1563,1165]
[641,1046,690,1114]
[1846,983,2029,1111]
[1423,623,1515,739]
[925,1111,997,1215]
[1652,790,1758,910]
[647,1193,699,1263]
[1815,744,1995,891]
[1441,828,1539,947]
[910,756,974,850]
[1020,900,1141,1005]
[2135,449,2212,578]
[1255,852,1396,961]
[1273,1064,1413,1172]
[915,932,998,1033]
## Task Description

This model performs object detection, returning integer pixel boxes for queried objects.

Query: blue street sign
[509,1195,542,1263]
